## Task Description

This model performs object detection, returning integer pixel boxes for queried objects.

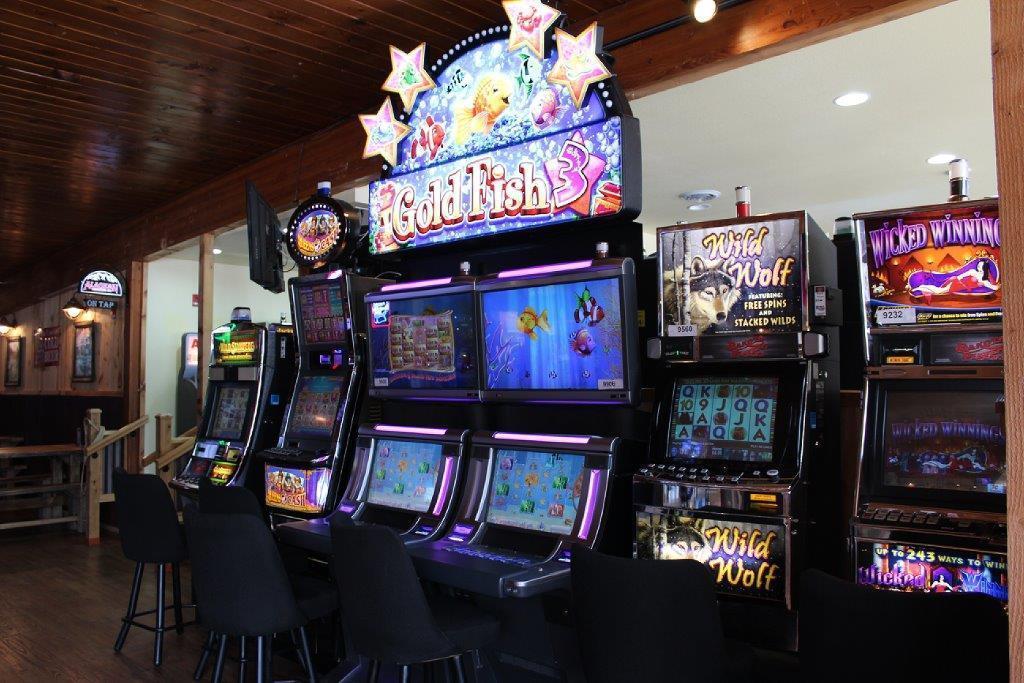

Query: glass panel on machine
[666,377,779,462]
[208,385,251,440]
[286,375,345,440]
[265,465,329,513]
[881,391,1006,494]
[486,450,586,535]
[856,541,1008,604]
[297,282,349,345]
[481,277,625,392]
[368,291,478,391]
[366,439,445,512]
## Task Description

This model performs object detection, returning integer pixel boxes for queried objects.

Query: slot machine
[851,199,1008,605]
[172,308,296,494]
[258,270,385,521]
[635,211,841,648]
[276,275,480,551]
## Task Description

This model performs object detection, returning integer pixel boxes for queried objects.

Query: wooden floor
[0,529,305,682]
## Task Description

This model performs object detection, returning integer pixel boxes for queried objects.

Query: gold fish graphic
[453,73,514,144]
[516,306,551,340]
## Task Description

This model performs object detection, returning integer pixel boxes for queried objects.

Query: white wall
[143,257,291,455]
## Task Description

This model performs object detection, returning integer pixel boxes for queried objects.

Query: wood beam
[197,233,214,415]
[123,260,146,473]
[991,0,1023,677]
[0,0,951,313]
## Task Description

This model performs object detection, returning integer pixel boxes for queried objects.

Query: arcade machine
[257,182,389,522]
[172,308,295,493]
[175,332,199,435]
[343,5,645,678]
[635,208,841,647]
[850,173,1007,603]
[276,274,480,551]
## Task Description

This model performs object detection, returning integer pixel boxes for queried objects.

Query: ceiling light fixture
[688,203,711,211]
[0,315,14,336]
[679,189,721,202]
[834,91,870,107]
[212,248,223,255]
[927,153,957,165]
[61,296,86,321]
[691,0,718,23]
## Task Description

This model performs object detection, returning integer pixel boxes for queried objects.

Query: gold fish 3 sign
[360,0,641,255]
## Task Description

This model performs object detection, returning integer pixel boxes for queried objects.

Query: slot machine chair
[329,521,500,682]
[111,469,194,667]
[185,512,338,683]
[198,477,264,518]
[571,546,755,683]
[799,569,1008,682]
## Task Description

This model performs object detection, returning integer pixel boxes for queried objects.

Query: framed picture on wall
[72,323,95,382]
[5,337,22,387]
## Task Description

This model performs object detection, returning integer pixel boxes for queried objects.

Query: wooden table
[0,443,84,531]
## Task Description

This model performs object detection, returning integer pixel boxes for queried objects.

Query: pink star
[382,43,435,112]
[544,131,607,216]
[503,0,561,59]
[359,99,411,166]
[547,23,612,109]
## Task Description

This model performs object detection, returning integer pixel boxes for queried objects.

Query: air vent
[679,189,721,202]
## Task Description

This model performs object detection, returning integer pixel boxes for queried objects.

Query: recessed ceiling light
[927,153,957,165]
[212,248,223,255]
[834,91,870,107]
[688,203,711,211]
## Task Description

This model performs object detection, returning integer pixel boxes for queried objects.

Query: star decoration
[382,43,435,112]
[504,0,561,59]
[360,98,411,166]
[546,23,612,109]
[544,131,607,216]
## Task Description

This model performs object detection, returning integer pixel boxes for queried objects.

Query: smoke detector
[679,189,721,203]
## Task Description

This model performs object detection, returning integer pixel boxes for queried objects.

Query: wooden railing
[141,414,197,492]
[83,408,148,544]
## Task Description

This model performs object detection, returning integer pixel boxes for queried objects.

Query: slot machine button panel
[911,514,927,525]
[885,510,901,522]
[898,513,913,524]
[925,514,940,526]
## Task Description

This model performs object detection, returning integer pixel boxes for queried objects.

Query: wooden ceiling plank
[294,0,472,50]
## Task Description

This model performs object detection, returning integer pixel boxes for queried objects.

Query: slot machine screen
[366,439,445,513]
[881,390,1006,495]
[286,375,344,440]
[207,384,251,441]
[486,450,586,535]
[368,291,478,392]
[296,282,349,345]
[481,277,626,393]
[265,465,329,513]
[666,377,779,462]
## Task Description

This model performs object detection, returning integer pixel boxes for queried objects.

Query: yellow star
[382,43,435,112]
[504,0,561,59]
[546,23,612,109]
[359,99,411,166]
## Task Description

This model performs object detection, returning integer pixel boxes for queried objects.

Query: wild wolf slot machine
[851,198,1007,606]
[636,211,842,648]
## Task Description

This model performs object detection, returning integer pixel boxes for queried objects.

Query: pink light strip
[496,260,593,279]
[577,470,602,541]
[327,269,345,280]
[380,277,453,292]
[374,424,448,436]
[491,431,591,445]
[432,456,455,516]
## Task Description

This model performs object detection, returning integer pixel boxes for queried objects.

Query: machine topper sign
[362,1,640,254]
[859,201,1000,327]
[659,218,803,336]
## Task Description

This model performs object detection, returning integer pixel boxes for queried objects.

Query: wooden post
[84,408,103,545]
[991,1,1023,677]
[124,260,147,473]
[197,233,215,419]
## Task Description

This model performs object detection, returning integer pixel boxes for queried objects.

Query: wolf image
[687,257,741,332]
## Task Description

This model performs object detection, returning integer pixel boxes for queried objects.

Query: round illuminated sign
[285,196,359,269]
[79,269,125,298]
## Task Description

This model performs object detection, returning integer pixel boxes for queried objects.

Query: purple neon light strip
[380,277,453,292]
[432,456,455,516]
[577,470,602,541]
[327,269,344,280]
[496,260,593,279]
[492,431,591,444]
[374,424,447,436]
[339,503,357,514]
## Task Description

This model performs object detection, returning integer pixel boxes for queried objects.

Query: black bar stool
[329,521,500,682]
[111,468,193,666]
[571,545,755,683]
[185,511,338,683]
[800,569,1008,681]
